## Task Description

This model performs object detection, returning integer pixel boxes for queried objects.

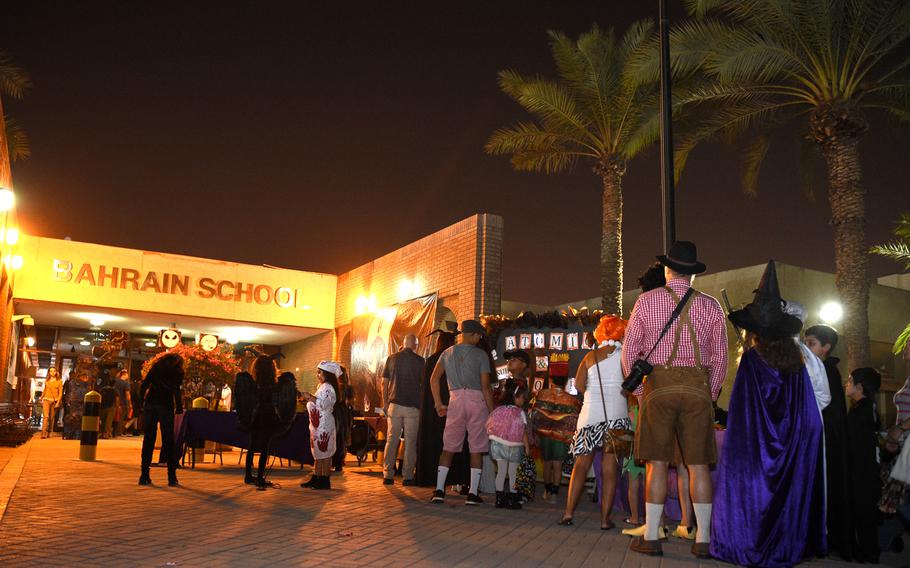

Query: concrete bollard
[79,391,101,461]
[192,397,208,462]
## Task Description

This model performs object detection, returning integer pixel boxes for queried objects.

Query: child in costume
[530,353,582,504]
[300,361,340,490]
[486,379,531,509]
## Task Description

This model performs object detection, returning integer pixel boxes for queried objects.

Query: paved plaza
[0,437,906,567]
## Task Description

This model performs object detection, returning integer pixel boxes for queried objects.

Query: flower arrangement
[142,343,241,399]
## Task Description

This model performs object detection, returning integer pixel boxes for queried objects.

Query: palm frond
[0,50,30,99]
[485,122,596,174]
[741,132,772,196]
[871,241,910,268]
[893,321,910,356]
[497,70,596,145]
[4,116,30,162]
[894,212,910,240]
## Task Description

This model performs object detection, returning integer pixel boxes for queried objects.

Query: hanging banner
[492,322,596,389]
[349,293,438,412]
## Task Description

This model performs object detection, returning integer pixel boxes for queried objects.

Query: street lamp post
[659,0,676,253]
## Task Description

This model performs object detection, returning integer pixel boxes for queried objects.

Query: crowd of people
[37,366,139,440]
[36,238,910,567]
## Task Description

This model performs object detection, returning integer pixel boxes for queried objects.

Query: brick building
[3,214,504,403]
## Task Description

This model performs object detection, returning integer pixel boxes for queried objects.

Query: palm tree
[0,49,31,188]
[667,0,910,370]
[486,23,659,314]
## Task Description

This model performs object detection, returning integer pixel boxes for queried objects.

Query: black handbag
[621,287,695,392]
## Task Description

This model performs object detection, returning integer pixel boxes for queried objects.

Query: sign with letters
[519,334,532,349]
[549,332,564,350]
[15,235,336,330]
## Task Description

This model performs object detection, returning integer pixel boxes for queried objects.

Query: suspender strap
[641,286,696,363]
[665,287,703,367]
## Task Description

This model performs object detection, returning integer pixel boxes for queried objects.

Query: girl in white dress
[300,361,340,490]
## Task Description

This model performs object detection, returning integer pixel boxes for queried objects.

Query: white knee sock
[693,503,712,543]
[495,459,508,491]
[645,502,664,541]
[435,466,449,491]
[508,461,519,492]
[469,467,482,495]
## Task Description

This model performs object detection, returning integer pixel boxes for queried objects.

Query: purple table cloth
[593,429,725,520]
[175,409,313,465]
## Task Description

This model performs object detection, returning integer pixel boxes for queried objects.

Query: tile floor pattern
[0,436,906,567]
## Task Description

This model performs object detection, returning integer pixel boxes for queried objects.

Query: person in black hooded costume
[845,367,883,564]
[415,326,469,486]
[805,323,853,561]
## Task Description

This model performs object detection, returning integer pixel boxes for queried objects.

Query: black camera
[622,359,653,392]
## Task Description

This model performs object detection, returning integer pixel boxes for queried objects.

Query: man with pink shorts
[429,319,494,505]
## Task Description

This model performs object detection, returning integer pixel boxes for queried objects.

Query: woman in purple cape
[712,262,826,567]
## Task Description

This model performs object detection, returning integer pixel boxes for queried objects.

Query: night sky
[3,2,908,306]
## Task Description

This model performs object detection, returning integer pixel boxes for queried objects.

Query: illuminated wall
[335,213,503,327]
[14,235,337,330]
[282,213,505,374]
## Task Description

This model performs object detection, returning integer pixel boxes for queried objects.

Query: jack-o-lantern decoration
[196,333,219,352]
[158,328,182,349]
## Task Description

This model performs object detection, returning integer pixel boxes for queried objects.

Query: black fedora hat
[728,261,803,339]
[656,241,706,275]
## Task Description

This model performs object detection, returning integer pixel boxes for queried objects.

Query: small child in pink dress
[486,379,530,510]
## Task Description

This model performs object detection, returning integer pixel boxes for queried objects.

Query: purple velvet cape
[711,348,827,567]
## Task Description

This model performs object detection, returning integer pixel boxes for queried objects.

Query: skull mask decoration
[159,328,182,349]
[197,333,218,352]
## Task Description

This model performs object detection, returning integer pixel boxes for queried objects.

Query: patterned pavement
[0,436,905,567]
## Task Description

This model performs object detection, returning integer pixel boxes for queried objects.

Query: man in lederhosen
[623,241,728,559]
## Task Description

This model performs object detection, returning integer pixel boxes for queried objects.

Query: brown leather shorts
[635,366,716,465]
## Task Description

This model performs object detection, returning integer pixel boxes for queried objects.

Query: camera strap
[592,345,609,425]
[641,287,695,364]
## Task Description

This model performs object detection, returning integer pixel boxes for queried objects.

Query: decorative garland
[142,342,241,399]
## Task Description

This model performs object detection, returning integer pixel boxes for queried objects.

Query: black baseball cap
[503,350,530,366]
[458,319,486,336]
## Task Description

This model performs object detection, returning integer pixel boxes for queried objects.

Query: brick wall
[282,330,335,394]
[335,213,504,327]
[279,214,505,383]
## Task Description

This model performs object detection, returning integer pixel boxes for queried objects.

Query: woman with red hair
[558,315,630,529]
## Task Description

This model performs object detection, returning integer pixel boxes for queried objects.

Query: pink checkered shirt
[622,277,728,400]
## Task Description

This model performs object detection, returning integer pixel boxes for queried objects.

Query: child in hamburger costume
[530,353,582,504]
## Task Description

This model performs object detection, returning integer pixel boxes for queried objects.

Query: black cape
[415,351,470,486]
[821,357,853,561]
[846,396,882,562]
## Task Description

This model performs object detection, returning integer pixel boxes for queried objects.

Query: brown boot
[630,536,663,556]
[691,542,712,559]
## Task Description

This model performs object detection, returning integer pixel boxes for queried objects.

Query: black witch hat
[728,261,802,339]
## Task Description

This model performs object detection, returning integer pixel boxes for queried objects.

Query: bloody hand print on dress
[309,408,320,429]
[317,431,330,452]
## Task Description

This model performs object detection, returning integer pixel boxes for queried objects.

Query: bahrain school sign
[14,235,337,330]
[51,260,302,308]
